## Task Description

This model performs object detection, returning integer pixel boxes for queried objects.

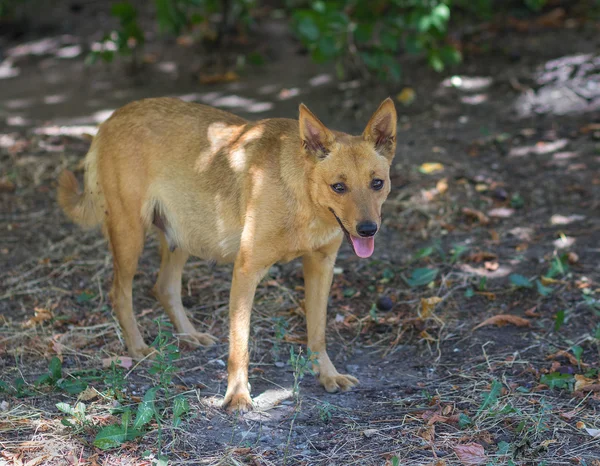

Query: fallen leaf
[436,178,449,194]
[102,356,133,369]
[547,350,588,368]
[585,428,600,438]
[484,261,499,271]
[199,71,239,85]
[78,386,99,401]
[420,297,443,319]
[0,179,16,193]
[467,251,498,263]
[559,408,581,421]
[525,306,540,317]
[419,425,435,442]
[22,307,53,328]
[462,207,489,225]
[488,207,514,218]
[453,443,487,465]
[24,457,48,466]
[363,428,378,438]
[396,87,416,106]
[474,314,530,330]
[580,123,600,134]
[419,162,444,174]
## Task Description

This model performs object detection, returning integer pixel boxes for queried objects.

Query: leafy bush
[292,0,459,81]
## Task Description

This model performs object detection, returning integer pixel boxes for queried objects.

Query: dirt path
[1,6,599,465]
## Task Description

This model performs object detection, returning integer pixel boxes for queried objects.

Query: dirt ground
[1,2,600,465]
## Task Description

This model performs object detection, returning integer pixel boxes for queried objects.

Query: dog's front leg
[222,256,267,412]
[303,238,359,392]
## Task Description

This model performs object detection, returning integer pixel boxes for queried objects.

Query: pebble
[376,296,393,311]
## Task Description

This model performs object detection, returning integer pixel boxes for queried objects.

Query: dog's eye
[371,179,384,191]
[331,182,347,194]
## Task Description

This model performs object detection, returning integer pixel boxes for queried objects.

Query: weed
[317,401,336,424]
[56,402,92,433]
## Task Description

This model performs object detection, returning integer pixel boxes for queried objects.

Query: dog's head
[300,98,397,258]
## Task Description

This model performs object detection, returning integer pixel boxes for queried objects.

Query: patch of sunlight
[157,61,177,74]
[34,125,97,137]
[550,214,586,225]
[212,95,273,113]
[257,83,279,95]
[309,74,332,87]
[55,44,82,59]
[444,75,493,91]
[278,88,300,100]
[7,37,61,57]
[0,59,20,79]
[459,264,512,278]
[0,134,17,148]
[43,94,68,105]
[508,139,569,157]
[92,109,115,124]
[6,116,30,126]
[5,98,34,110]
[460,93,488,105]
[554,235,575,249]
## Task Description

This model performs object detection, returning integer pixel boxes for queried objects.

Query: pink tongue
[350,236,375,258]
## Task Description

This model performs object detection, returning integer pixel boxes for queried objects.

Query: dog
[58,96,397,411]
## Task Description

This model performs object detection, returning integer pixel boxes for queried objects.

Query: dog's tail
[57,147,103,228]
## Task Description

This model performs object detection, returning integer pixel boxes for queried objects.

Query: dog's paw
[222,391,253,413]
[320,373,359,393]
[129,345,155,360]
[180,331,218,348]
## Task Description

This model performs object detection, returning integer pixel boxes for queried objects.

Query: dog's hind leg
[153,231,217,348]
[107,216,152,359]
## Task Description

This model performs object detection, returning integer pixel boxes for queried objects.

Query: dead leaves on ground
[453,443,487,465]
[473,314,531,330]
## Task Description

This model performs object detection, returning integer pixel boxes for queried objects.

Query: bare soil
[1,3,600,465]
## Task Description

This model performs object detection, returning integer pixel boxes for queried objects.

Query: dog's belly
[185,228,241,263]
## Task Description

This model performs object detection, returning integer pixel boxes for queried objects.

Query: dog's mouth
[329,209,375,259]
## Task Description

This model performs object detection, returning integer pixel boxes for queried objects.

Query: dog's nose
[356,221,378,237]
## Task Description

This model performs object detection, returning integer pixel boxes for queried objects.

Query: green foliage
[292,0,459,81]
[540,372,574,390]
[509,273,533,289]
[477,379,502,415]
[288,346,318,398]
[405,267,438,287]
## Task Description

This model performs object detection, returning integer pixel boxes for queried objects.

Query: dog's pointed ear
[299,103,334,160]
[363,97,397,162]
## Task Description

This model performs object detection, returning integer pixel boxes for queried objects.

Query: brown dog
[58,97,397,411]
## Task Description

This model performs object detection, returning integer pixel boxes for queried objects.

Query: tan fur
[58,97,397,412]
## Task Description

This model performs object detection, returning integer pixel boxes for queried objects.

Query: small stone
[376,296,393,311]
[493,188,508,201]
[274,361,285,368]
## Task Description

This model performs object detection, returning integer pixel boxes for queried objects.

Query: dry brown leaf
[467,251,498,263]
[102,356,133,369]
[524,306,540,317]
[547,350,588,368]
[78,386,99,401]
[419,425,435,442]
[420,297,443,319]
[580,123,600,134]
[436,177,449,194]
[199,71,239,85]
[559,408,581,421]
[462,207,489,225]
[475,291,496,301]
[473,314,530,330]
[574,375,600,393]
[484,261,499,271]
[24,456,48,466]
[22,307,53,328]
[453,443,487,465]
